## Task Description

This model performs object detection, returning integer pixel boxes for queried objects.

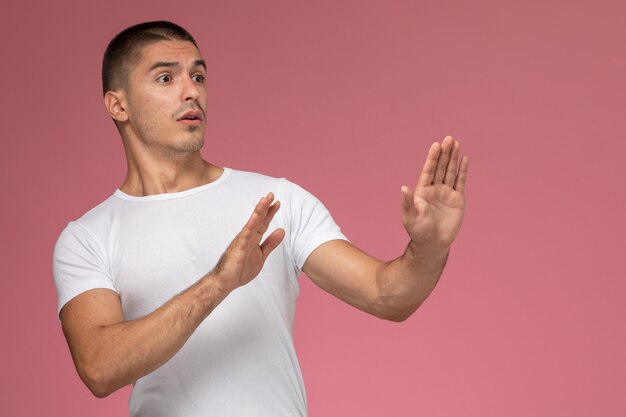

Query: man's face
[123,40,208,155]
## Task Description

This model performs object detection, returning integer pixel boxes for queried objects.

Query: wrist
[213,271,237,294]
[405,240,449,265]
[191,272,233,312]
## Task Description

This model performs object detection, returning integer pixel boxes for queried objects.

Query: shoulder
[227,168,319,203]
[226,168,284,187]
[226,168,297,199]
[71,194,121,236]
[54,193,121,255]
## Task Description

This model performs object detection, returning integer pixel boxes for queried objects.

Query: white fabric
[53,168,347,417]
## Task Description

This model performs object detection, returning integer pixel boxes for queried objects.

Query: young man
[53,21,468,416]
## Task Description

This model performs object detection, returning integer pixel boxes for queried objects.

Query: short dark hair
[102,21,198,95]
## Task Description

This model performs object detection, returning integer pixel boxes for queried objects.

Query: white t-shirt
[53,168,347,417]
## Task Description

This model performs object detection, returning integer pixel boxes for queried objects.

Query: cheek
[135,98,168,122]
[199,90,208,107]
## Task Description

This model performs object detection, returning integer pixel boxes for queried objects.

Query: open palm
[401,136,469,253]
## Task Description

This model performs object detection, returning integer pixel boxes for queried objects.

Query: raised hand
[211,193,285,292]
[401,136,469,255]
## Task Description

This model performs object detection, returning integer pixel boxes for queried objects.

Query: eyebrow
[148,59,207,72]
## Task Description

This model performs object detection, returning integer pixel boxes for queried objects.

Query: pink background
[1,0,625,415]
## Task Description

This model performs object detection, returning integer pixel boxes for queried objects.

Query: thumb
[401,186,419,225]
[260,228,285,260]
[401,186,414,211]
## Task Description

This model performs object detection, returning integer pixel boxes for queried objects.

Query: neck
[120,146,223,197]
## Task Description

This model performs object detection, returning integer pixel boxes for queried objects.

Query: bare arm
[303,136,468,321]
[60,194,285,398]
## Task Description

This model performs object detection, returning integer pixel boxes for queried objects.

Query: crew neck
[113,168,232,202]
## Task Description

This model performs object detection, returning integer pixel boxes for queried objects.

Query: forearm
[373,242,449,321]
[62,193,283,398]
[70,273,229,397]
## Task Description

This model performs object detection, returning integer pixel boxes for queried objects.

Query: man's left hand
[401,136,469,256]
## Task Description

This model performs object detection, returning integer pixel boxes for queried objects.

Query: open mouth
[178,110,203,125]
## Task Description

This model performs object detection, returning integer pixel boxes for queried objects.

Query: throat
[121,151,218,196]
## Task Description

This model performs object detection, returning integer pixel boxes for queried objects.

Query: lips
[177,109,204,126]
[177,109,203,122]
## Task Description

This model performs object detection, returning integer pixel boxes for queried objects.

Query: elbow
[90,387,112,399]
[79,364,118,398]
[383,311,413,323]
[377,307,418,323]
[90,384,114,399]
[369,298,421,322]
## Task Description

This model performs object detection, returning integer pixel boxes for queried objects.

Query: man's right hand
[211,192,285,292]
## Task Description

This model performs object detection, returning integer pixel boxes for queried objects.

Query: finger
[454,155,469,194]
[443,140,460,186]
[432,136,454,184]
[417,142,441,188]
[241,194,273,238]
[258,201,281,236]
[260,228,285,259]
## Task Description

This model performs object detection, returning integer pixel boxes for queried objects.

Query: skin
[60,39,469,398]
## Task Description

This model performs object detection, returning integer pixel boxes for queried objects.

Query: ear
[104,90,129,122]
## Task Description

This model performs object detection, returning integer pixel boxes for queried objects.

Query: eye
[192,74,205,83]
[156,74,172,83]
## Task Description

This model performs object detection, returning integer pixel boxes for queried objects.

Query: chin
[178,131,204,153]
[180,138,205,153]
[170,134,205,154]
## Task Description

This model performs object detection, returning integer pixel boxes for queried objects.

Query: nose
[182,76,201,101]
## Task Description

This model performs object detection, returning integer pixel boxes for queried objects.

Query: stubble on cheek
[124,91,207,154]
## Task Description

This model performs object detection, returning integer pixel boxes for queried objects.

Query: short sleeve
[53,222,117,317]
[277,179,348,270]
